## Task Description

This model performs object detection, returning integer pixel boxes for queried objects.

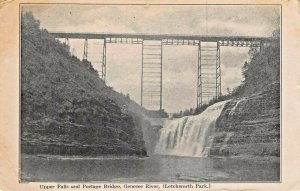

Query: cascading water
[154,100,228,157]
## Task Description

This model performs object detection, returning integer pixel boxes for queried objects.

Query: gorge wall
[209,82,280,157]
[21,12,146,156]
[154,83,280,158]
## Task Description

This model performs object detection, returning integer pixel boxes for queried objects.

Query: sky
[22,4,280,113]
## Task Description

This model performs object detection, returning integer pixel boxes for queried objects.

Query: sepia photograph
[19,3,281,183]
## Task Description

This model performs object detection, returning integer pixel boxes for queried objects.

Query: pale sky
[22,4,280,113]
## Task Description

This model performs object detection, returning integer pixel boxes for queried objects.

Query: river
[21,154,279,182]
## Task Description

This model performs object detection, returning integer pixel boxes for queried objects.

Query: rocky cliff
[209,82,280,157]
[21,12,146,156]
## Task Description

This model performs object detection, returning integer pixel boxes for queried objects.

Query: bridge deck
[49,32,271,42]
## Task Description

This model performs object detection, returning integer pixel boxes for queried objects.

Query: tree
[235,28,280,96]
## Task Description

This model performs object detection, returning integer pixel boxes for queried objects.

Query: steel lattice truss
[50,32,271,111]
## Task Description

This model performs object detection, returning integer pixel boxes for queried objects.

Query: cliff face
[152,82,279,158]
[21,12,146,156]
[209,82,280,157]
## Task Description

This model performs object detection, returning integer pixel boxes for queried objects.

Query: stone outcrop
[209,82,280,157]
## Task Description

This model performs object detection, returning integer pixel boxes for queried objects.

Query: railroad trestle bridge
[50,32,271,111]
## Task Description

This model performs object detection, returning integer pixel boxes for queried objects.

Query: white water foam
[154,100,228,157]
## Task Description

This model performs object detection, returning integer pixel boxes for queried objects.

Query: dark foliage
[173,29,280,117]
[21,12,146,156]
[233,29,280,97]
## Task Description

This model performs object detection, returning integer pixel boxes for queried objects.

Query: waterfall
[154,100,228,157]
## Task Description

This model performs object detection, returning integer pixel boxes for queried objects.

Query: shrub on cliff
[233,29,280,97]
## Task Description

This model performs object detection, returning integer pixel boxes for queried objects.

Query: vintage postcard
[0,0,300,190]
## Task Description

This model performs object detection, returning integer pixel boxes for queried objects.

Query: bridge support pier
[197,41,221,111]
[141,40,163,111]
[64,38,69,47]
[197,42,202,110]
[81,38,107,82]
[83,38,88,61]
[216,42,221,98]
[101,39,106,82]
[63,38,70,53]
